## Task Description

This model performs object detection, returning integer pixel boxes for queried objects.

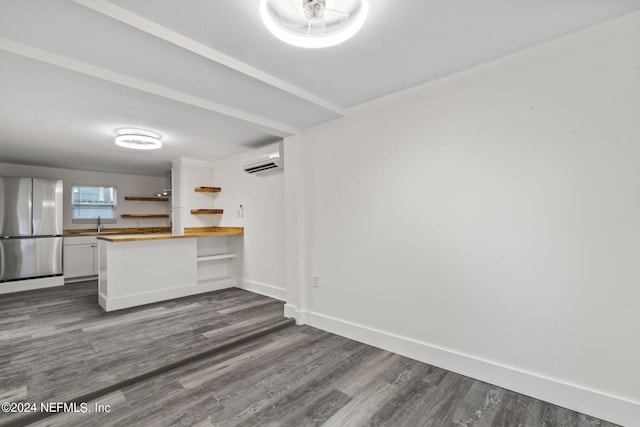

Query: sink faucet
[97,216,103,233]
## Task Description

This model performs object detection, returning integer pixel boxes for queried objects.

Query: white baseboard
[239,279,286,301]
[291,307,639,426]
[0,276,64,294]
[99,278,235,312]
[283,303,297,320]
[98,291,108,309]
[64,275,97,284]
[284,303,308,323]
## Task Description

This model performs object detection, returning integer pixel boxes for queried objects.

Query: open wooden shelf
[124,196,169,202]
[190,209,223,215]
[120,214,170,218]
[194,187,221,193]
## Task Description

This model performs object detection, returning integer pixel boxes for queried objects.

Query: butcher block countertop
[96,227,243,242]
[64,227,171,236]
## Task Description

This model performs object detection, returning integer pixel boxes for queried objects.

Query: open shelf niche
[196,235,237,286]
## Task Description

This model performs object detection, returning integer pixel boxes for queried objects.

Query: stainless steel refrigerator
[0,177,63,282]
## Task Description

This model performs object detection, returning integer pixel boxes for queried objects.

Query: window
[71,185,117,223]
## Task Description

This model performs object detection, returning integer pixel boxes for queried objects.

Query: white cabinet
[64,236,98,282]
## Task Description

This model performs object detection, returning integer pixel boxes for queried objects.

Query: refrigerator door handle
[0,241,4,278]
[32,178,42,235]
[28,178,33,233]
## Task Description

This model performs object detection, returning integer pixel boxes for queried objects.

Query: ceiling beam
[0,38,298,137]
[72,0,347,117]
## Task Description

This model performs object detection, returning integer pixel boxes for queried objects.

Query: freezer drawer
[0,237,63,282]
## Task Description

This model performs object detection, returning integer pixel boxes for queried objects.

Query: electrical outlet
[312,274,319,287]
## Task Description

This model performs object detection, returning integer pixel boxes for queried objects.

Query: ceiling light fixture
[114,128,162,150]
[260,0,369,49]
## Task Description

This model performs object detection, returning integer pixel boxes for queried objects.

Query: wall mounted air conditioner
[241,142,283,175]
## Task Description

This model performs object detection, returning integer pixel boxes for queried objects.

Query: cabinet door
[64,244,96,278]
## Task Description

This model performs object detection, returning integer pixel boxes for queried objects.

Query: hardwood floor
[1,283,618,426]
[0,282,292,426]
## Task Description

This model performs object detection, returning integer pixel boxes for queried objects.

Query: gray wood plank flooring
[1,283,619,427]
[0,281,289,426]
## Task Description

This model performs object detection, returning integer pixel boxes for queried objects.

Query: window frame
[71,184,118,224]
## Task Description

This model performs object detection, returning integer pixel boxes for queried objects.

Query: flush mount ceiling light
[114,128,162,150]
[260,0,369,48]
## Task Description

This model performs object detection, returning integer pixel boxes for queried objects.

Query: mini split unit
[241,142,284,175]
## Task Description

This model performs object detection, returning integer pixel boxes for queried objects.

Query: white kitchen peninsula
[97,227,243,311]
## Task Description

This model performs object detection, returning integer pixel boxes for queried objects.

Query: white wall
[171,158,218,231]
[0,162,167,229]
[284,11,640,425]
[213,154,286,299]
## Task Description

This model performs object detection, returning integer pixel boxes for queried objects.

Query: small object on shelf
[120,214,170,218]
[190,209,223,215]
[194,187,221,193]
[124,196,169,201]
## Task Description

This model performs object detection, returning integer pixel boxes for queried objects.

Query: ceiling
[1,0,639,176]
